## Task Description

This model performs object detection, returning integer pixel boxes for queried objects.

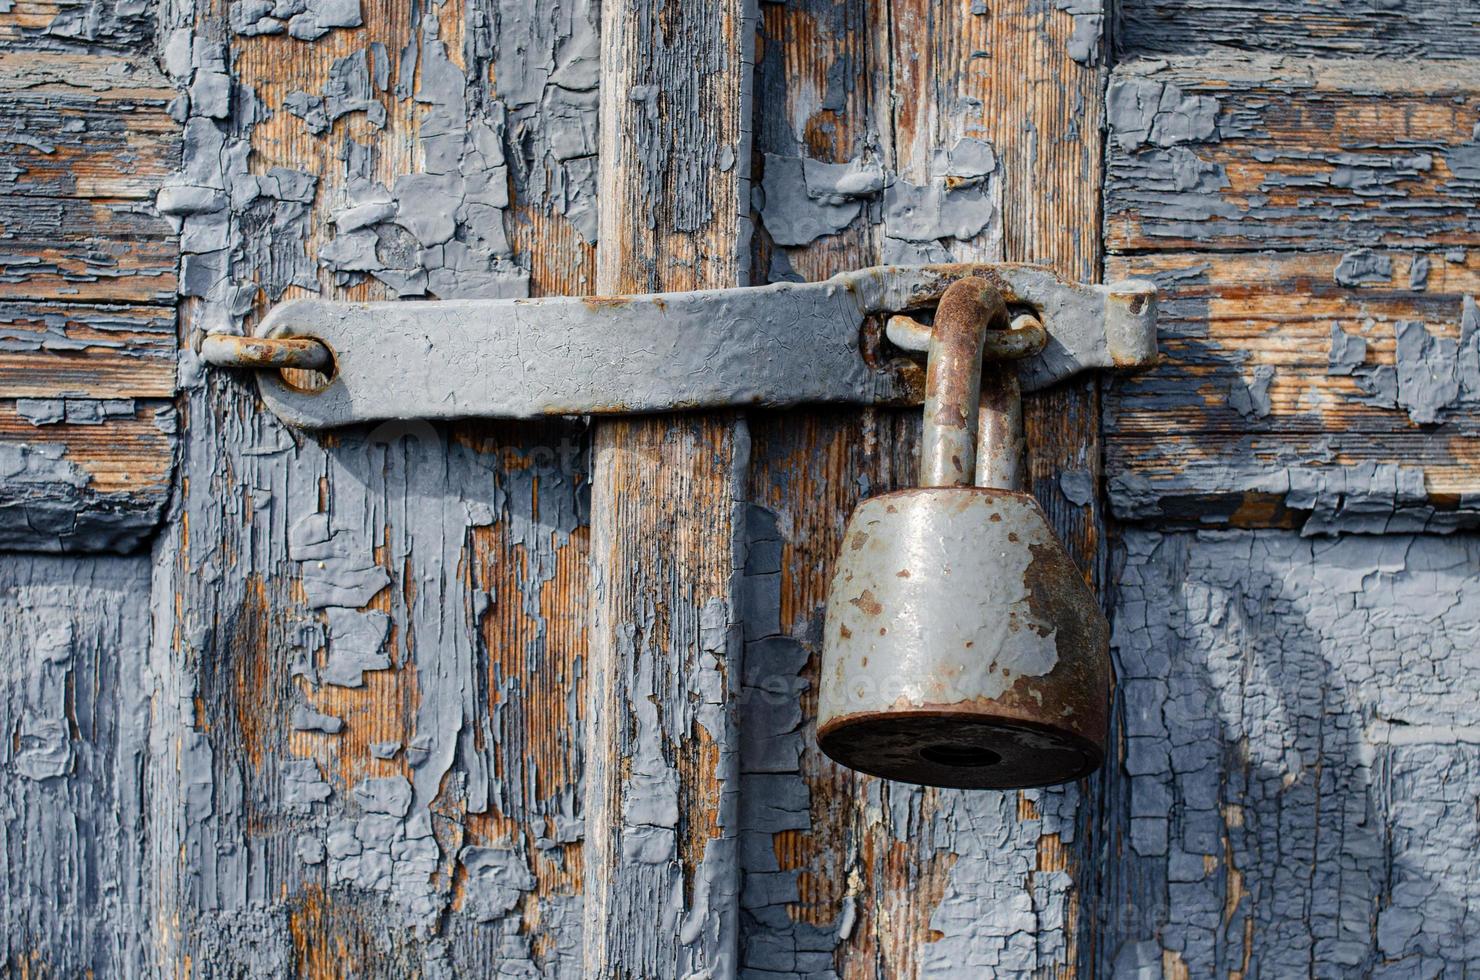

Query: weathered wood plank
[743,410,955,978]
[0,301,175,398]
[583,0,753,973]
[1106,57,1480,253]
[0,554,154,975]
[0,194,178,303]
[1104,249,1480,530]
[747,11,938,968]
[0,52,177,200]
[0,398,173,552]
[1116,0,1480,60]
[153,0,598,969]
[0,53,179,305]
[0,0,159,51]
[1100,530,1480,976]
[745,0,1108,974]
[0,49,179,553]
[1103,55,1480,530]
[901,0,1108,970]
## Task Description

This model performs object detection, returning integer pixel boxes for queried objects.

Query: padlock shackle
[976,363,1024,490]
[920,277,1023,490]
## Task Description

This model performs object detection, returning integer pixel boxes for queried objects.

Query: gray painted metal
[242,264,1157,429]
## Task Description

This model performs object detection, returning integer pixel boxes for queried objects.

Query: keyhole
[920,744,1001,768]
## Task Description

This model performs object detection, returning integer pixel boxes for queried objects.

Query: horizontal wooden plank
[0,194,177,303]
[0,398,174,552]
[0,52,179,554]
[0,53,177,199]
[0,301,175,398]
[1108,428,1480,531]
[0,53,179,307]
[1106,57,1480,253]
[1105,249,1480,531]
[1116,1,1480,60]
[0,1,160,52]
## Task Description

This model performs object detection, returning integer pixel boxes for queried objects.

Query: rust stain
[580,294,635,311]
[849,589,883,616]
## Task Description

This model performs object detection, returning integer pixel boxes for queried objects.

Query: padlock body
[819,487,1109,789]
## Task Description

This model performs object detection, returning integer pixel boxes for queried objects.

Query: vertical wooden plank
[747,0,1107,974]
[583,0,755,974]
[1,555,153,976]
[151,0,598,971]
[977,25,1109,969]
[976,0,1106,585]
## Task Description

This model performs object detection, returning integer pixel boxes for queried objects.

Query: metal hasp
[204,264,1156,790]
[817,277,1117,791]
[201,264,1157,429]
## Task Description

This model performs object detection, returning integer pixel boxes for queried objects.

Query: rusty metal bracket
[202,264,1157,430]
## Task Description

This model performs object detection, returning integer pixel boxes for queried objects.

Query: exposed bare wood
[0,47,178,553]
[1104,57,1480,529]
[1116,0,1480,60]
[583,0,754,973]
[153,0,597,969]
[0,195,177,304]
[0,53,177,199]
[0,301,175,398]
[18,0,1480,971]
[745,0,1108,973]
[1105,249,1480,527]
[1106,57,1480,253]
[0,0,158,51]
[0,52,178,305]
[0,399,174,552]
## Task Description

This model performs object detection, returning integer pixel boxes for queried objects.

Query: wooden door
[3,0,1478,976]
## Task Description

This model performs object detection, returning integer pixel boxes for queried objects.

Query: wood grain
[1116,0,1480,60]
[1098,530,1480,977]
[0,52,178,199]
[1105,249,1480,525]
[746,0,1108,974]
[0,301,175,398]
[155,0,597,970]
[0,194,178,304]
[0,51,178,552]
[583,0,753,973]
[0,53,178,304]
[1106,57,1480,253]
[1104,56,1480,527]
[0,48,176,553]
[0,399,174,552]
[0,0,158,51]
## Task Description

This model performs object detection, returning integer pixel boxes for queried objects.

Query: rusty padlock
[817,277,1110,790]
